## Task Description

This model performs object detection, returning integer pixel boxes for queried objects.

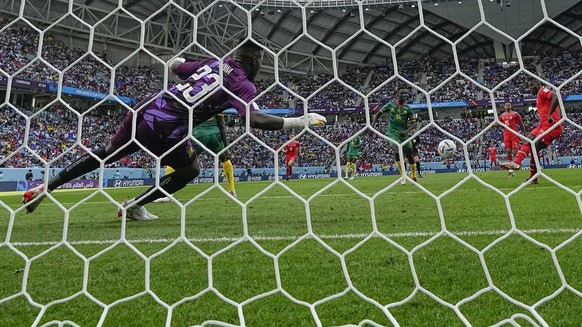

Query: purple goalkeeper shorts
[109,110,196,168]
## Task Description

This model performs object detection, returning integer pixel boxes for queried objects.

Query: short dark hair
[236,39,263,58]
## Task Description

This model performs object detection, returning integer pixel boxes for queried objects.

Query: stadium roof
[1,0,581,70]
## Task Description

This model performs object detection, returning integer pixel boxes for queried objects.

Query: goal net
[1,0,581,326]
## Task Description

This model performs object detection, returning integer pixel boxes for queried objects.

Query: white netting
[1,0,582,326]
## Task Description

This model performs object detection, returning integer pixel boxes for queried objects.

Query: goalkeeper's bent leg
[135,160,200,206]
[222,160,235,192]
[164,166,175,175]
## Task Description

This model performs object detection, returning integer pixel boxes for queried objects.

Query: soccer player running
[154,113,237,202]
[21,41,326,220]
[498,102,526,177]
[487,143,498,170]
[283,134,301,182]
[500,79,563,184]
[344,135,361,180]
[372,88,419,185]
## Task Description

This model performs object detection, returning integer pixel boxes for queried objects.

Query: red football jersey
[499,111,522,135]
[487,147,497,157]
[285,140,301,156]
[536,87,561,123]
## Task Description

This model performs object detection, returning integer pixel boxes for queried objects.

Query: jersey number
[175,65,220,103]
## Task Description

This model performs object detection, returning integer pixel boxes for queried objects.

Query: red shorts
[490,156,497,163]
[503,135,520,150]
[286,155,297,165]
[531,122,563,146]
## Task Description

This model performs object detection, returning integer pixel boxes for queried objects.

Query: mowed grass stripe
[6,228,581,247]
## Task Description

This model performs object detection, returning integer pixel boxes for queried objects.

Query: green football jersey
[347,136,361,155]
[381,101,414,136]
[193,114,221,137]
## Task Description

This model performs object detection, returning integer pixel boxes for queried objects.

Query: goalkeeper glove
[283,113,327,129]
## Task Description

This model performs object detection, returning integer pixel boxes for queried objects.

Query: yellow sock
[396,161,403,177]
[351,163,356,177]
[222,160,235,192]
[345,162,350,177]
[410,163,417,179]
[165,166,175,176]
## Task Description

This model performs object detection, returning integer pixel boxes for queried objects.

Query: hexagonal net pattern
[1,0,582,326]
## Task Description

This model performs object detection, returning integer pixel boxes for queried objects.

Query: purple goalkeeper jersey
[141,57,258,140]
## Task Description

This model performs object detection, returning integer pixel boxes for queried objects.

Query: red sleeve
[515,113,522,122]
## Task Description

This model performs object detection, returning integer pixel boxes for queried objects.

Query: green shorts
[387,133,413,153]
[193,133,225,155]
[347,152,360,161]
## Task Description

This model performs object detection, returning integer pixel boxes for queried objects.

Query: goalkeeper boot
[22,184,46,213]
[117,201,156,221]
[153,196,171,203]
[229,190,238,198]
[142,206,159,220]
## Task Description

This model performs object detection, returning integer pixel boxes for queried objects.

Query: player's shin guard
[514,143,531,165]
[345,162,350,177]
[395,161,403,177]
[135,172,191,206]
[222,160,235,192]
[410,164,417,180]
[48,147,108,191]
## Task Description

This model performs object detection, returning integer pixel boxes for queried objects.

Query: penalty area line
[7,228,581,247]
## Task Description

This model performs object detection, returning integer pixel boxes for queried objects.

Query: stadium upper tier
[1,19,582,109]
[1,105,581,170]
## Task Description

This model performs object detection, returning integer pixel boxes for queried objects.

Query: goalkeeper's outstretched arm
[249,111,327,130]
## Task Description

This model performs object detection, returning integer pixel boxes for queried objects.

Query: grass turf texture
[0,169,581,326]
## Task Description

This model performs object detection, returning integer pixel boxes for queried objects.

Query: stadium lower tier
[1,157,581,186]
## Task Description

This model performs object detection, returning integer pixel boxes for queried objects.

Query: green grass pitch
[0,169,581,326]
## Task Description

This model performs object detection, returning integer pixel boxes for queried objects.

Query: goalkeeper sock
[345,162,350,177]
[48,147,109,191]
[222,160,235,192]
[351,163,356,177]
[135,172,191,206]
[410,163,417,179]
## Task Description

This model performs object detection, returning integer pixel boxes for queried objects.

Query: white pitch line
[6,228,581,247]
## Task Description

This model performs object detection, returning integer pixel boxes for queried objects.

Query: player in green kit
[344,135,361,180]
[372,88,419,185]
[154,113,237,202]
